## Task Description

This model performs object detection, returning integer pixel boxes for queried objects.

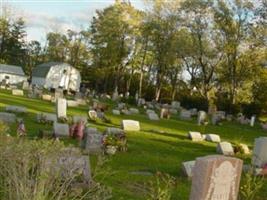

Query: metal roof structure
[32,62,69,78]
[0,64,25,76]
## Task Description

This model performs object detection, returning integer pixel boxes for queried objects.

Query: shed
[31,62,81,91]
[0,64,27,85]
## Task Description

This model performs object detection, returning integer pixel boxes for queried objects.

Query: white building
[31,62,81,91]
[0,64,27,85]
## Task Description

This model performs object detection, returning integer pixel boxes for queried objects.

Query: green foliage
[239,169,265,200]
[146,172,175,200]
[0,120,9,135]
[180,95,208,111]
[241,103,262,118]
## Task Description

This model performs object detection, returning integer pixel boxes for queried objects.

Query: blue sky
[1,0,145,43]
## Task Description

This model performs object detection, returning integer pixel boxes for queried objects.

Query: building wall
[31,77,46,86]
[0,73,27,84]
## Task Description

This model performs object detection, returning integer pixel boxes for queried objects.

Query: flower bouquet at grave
[102,133,127,155]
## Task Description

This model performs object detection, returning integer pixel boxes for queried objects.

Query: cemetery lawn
[1,89,267,200]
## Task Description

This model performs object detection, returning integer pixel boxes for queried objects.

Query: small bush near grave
[239,167,264,200]
[0,135,111,200]
[146,172,175,200]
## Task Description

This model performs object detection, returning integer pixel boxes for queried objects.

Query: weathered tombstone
[190,108,198,116]
[37,112,57,123]
[112,89,119,101]
[118,103,126,110]
[190,155,243,200]
[88,110,98,120]
[73,115,87,123]
[250,115,256,127]
[197,111,207,125]
[206,134,221,143]
[212,113,220,125]
[216,142,235,156]
[262,123,267,130]
[42,94,52,101]
[12,89,24,96]
[182,160,195,178]
[121,120,140,131]
[67,100,79,107]
[53,122,69,137]
[148,112,159,121]
[22,81,29,90]
[188,131,203,142]
[252,137,267,167]
[146,109,155,115]
[56,98,67,119]
[54,88,64,99]
[180,110,192,120]
[137,98,146,106]
[5,105,27,113]
[0,112,16,123]
[169,108,178,115]
[81,128,103,153]
[121,109,131,115]
[129,108,139,114]
[105,127,124,135]
[171,101,180,109]
[112,109,120,115]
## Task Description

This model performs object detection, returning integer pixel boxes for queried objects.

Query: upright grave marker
[190,155,243,200]
[56,98,67,119]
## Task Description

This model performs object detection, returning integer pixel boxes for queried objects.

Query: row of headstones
[188,131,250,156]
[184,136,267,179]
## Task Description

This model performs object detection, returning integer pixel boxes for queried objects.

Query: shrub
[0,137,112,200]
[241,103,262,118]
[180,95,208,111]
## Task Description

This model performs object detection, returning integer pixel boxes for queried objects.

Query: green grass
[1,89,267,200]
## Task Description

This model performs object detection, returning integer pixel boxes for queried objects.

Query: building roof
[0,64,25,76]
[32,62,69,78]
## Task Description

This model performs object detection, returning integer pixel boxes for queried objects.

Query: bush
[241,103,262,118]
[180,95,208,111]
[216,98,241,115]
[120,96,136,105]
[0,137,112,200]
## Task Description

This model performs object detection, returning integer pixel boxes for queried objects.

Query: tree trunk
[138,71,143,98]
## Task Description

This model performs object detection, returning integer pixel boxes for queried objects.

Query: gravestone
[180,110,191,120]
[54,88,64,99]
[169,108,177,114]
[56,98,67,119]
[190,155,243,200]
[88,110,98,120]
[6,105,27,113]
[67,100,79,107]
[12,89,24,96]
[250,116,256,127]
[190,108,198,116]
[182,160,195,178]
[76,99,87,106]
[118,103,126,110]
[121,120,140,131]
[73,115,87,123]
[105,127,124,135]
[121,109,131,115]
[81,128,103,153]
[112,109,120,115]
[129,108,139,114]
[252,137,267,167]
[146,109,155,115]
[0,112,16,123]
[148,112,159,121]
[239,143,250,155]
[37,112,57,123]
[188,131,203,142]
[197,111,207,125]
[137,98,146,106]
[216,142,235,156]
[53,122,69,137]
[22,81,29,90]
[42,94,52,101]
[171,101,180,109]
[206,134,221,143]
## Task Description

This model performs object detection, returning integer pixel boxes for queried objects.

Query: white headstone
[112,109,120,115]
[121,120,140,131]
[53,122,69,137]
[206,134,221,143]
[82,128,103,153]
[42,94,52,101]
[182,160,195,178]
[56,98,67,119]
[12,89,24,96]
[216,142,235,156]
[180,110,191,120]
[67,100,79,107]
[129,108,139,114]
[197,111,207,125]
[188,131,203,142]
[252,137,267,167]
[250,116,256,127]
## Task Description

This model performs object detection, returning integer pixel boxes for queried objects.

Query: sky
[1,0,145,43]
